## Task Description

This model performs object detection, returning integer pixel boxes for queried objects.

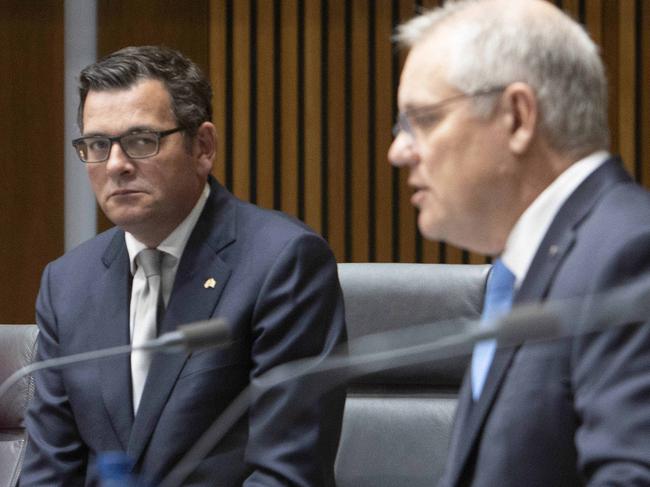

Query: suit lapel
[97,230,134,450]
[127,179,237,463]
[443,373,474,486]
[446,158,631,486]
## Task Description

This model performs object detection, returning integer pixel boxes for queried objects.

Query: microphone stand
[0,343,133,402]
[0,319,230,406]
[159,273,650,487]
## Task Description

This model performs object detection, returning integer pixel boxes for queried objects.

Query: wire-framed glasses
[392,87,505,139]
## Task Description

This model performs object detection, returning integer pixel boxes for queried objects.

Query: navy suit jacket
[21,177,347,486]
[439,159,650,486]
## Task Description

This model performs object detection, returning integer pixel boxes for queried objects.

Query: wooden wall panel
[616,0,636,176]
[351,0,370,262]
[2,0,650,323]
[397,0,419,263]
[18,0,642,271]
[303,0,323,235]
[210,0,228,185]
[280,0,300,218]
[231,0,252,203]
[325,0,347,261]
[376,1,397,262]
[205,0,649,264]
[255,0,276,210]
[0,1,64,323]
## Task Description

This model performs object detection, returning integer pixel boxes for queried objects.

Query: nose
[105,140,135,176]
[388,132,419,168]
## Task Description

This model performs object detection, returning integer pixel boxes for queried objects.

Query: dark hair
[77,45,212,136]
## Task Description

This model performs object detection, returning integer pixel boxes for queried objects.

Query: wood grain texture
[4,0,650,325]
[0,0,64,323]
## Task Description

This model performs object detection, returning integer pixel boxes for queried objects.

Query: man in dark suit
[389,0,650,485]
[21,46,346,486]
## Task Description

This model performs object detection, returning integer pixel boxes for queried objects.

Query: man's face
[388,36,516,254]
[83,79,212,245]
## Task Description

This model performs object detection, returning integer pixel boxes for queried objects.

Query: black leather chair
[335,263,489,487]
[0,325,38,487]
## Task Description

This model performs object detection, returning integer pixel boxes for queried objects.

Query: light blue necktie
[471,259,515,401]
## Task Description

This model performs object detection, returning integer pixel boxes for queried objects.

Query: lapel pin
[204,278,217,289]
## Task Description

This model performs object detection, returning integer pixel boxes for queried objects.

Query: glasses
[72,127,186,163]
[392,87,505,139]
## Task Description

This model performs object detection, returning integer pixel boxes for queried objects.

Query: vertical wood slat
[562,0,581,19]
[326,0,347,261]
[204,0,650,264]
[351,0,370,262]
[370,1,391,262]
[254,0,275,209]
[231,0,251,202]
[601,1,621,164]
[210,0,227,184]
[303,0,323,234]
[616,0,636,177]
[585,0,603,47]
[397,0,419,263]
[280,0,299,217]
[4,0,650,326]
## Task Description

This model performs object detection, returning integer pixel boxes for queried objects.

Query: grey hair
[77,45,212,137]
[395,0,609,156]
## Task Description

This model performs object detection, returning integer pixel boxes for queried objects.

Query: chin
[106,211,151,232]
[417,212,444,242]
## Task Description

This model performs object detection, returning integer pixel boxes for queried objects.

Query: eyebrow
[82,125,158,137]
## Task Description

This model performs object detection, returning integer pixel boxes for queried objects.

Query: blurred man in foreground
[390,0,650,485]
[22,46,346,486]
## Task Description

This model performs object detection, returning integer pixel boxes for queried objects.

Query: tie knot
[489,259,515,293]
[138,248,163,278]
[482,259,515,321]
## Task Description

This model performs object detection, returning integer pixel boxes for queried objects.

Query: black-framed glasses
[72,126,186,163]
[392,87,505,139]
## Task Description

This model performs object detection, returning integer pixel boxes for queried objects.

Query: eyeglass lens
[74,133,160,163]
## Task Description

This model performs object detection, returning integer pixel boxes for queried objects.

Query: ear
[502,83,538,155]
[193,121,217,177]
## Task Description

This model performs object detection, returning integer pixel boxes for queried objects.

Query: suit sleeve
[242,232,347,487]
[20,263,88,486]
[572,233,650,485]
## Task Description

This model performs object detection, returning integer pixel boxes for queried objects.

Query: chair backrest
[0,325,38,487]
[335,263,489,487]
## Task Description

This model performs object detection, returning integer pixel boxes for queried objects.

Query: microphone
[0,318,231,403]
[159,274,650,487]
[144,318,232,352]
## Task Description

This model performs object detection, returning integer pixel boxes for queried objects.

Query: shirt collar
[125,183,211,275]
[500,151,609,288]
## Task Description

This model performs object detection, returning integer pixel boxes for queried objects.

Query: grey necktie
[131,248,164,413]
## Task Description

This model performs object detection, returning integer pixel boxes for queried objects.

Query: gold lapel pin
[204,278,217,289]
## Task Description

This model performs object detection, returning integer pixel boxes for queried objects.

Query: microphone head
[178,318,231,351]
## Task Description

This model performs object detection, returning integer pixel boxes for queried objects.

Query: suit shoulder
[586,182,650,242]
[47,227,123,271]
[234,198,326,244]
